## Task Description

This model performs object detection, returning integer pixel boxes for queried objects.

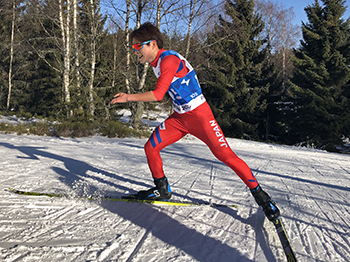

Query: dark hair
[130,22,163,49]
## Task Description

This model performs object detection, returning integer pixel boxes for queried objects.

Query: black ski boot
[251,185,280,221]
[133,176,172,200]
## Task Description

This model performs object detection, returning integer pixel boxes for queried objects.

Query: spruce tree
[200,0,270,139]
[18,1,63,118]
[289,0,350,150]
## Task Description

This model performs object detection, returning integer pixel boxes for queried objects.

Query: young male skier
[111,22,280,221]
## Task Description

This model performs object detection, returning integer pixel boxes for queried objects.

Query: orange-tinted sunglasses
[132,40,154,52]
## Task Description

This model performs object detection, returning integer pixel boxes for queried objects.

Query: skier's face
[132,38,158,64]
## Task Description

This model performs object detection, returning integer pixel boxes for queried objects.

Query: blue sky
[280,0,350,25]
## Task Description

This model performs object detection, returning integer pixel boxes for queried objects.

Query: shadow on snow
[1,141,277,262]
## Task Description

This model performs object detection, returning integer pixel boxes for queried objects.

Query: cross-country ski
[7,187,238,208]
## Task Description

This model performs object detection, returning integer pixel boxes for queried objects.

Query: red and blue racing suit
[146,49,258,189]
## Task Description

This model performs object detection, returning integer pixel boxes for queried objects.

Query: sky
[280,0,350,26]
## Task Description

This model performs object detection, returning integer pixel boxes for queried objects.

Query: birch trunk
[185,0,196,59]
[73,0,80,91]
[59,0,71,117]
[89,0,96,116]
[112,35,117,88]
[282,24,286,94]
[6,0,16,112]
[156,0,161,29]
[125,0,131,94]
[130,0,146,129]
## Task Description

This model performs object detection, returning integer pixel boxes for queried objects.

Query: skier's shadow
[217,206,277,262]
[1,141,272,261]
[101,201,255,262]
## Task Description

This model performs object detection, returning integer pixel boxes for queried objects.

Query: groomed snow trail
[0,134,349,261]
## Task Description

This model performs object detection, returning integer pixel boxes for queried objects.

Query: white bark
[73,0,80,90]
[59,0,71,117]
[125,0,131,95]
[89,0,96,116]
[185,0,196,58]
[7,0,16,112]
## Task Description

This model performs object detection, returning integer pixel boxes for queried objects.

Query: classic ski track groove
[313,196,350,261]
[125,212,160,262]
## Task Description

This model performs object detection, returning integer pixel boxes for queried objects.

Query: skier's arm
[152,56,187,101]
[111,91,157,104]
[111,55,186,104]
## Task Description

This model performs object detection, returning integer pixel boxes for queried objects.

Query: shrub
[51,120,97,138]
[28,122,51,136]
[0,115,151,139]
[100,121,151,138]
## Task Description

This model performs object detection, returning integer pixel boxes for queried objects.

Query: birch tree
[255,0,300,93]
[184,0,210,58]
[73,0,81,92]
[59,0,72,117]
[88,0,97,116]
[277,7,300,93]
[125,0,131,95]
[128,0,151,129]
[6,0,16,112]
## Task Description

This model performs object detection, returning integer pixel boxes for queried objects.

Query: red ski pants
[144,102,259,189]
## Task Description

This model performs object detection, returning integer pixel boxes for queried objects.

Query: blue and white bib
[152,50,206,114]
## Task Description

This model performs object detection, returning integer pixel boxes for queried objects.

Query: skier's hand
[111,93,128,104]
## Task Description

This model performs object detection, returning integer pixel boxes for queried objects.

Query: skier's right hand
[111,93,128,104]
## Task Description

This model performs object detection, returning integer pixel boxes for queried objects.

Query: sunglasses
[132,40,154,52]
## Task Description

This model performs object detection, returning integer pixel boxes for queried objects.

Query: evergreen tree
[289,0,350,150]
[0,0,26,113]
[17,0,63,118]
[0,1,12,109]
[200,0,270,139]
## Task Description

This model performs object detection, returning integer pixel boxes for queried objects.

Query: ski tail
[8,188,66,198]
[274,217,297,262]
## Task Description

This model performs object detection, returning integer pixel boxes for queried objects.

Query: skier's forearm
[127,91,157,102]
[111,91,157,104]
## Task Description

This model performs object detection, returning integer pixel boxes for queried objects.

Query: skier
[111,22,280,222]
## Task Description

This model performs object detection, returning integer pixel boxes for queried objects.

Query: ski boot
[132,176,172,200]
[251,185,280,221]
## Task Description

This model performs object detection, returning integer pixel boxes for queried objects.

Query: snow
[1,133,350,261]
[116,108,170,129]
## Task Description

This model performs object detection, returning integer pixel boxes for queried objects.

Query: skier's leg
[135,114,187,200]
[250,185,280,221]
[186,103,280,220]
[144,114,187,179]
[186,104,258,189]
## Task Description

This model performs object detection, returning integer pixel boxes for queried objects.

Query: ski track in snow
[0,134,350,261]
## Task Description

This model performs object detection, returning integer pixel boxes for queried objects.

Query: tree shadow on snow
[119,141,350,193]
[0,142,147,195]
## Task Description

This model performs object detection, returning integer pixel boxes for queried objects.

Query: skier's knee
[144,139,155,156]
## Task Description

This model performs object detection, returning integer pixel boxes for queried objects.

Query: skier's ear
[151,40,159,49]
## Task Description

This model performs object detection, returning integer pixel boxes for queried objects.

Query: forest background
[1,0,350,153]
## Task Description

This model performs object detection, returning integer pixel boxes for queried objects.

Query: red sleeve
[152,55,186,101]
